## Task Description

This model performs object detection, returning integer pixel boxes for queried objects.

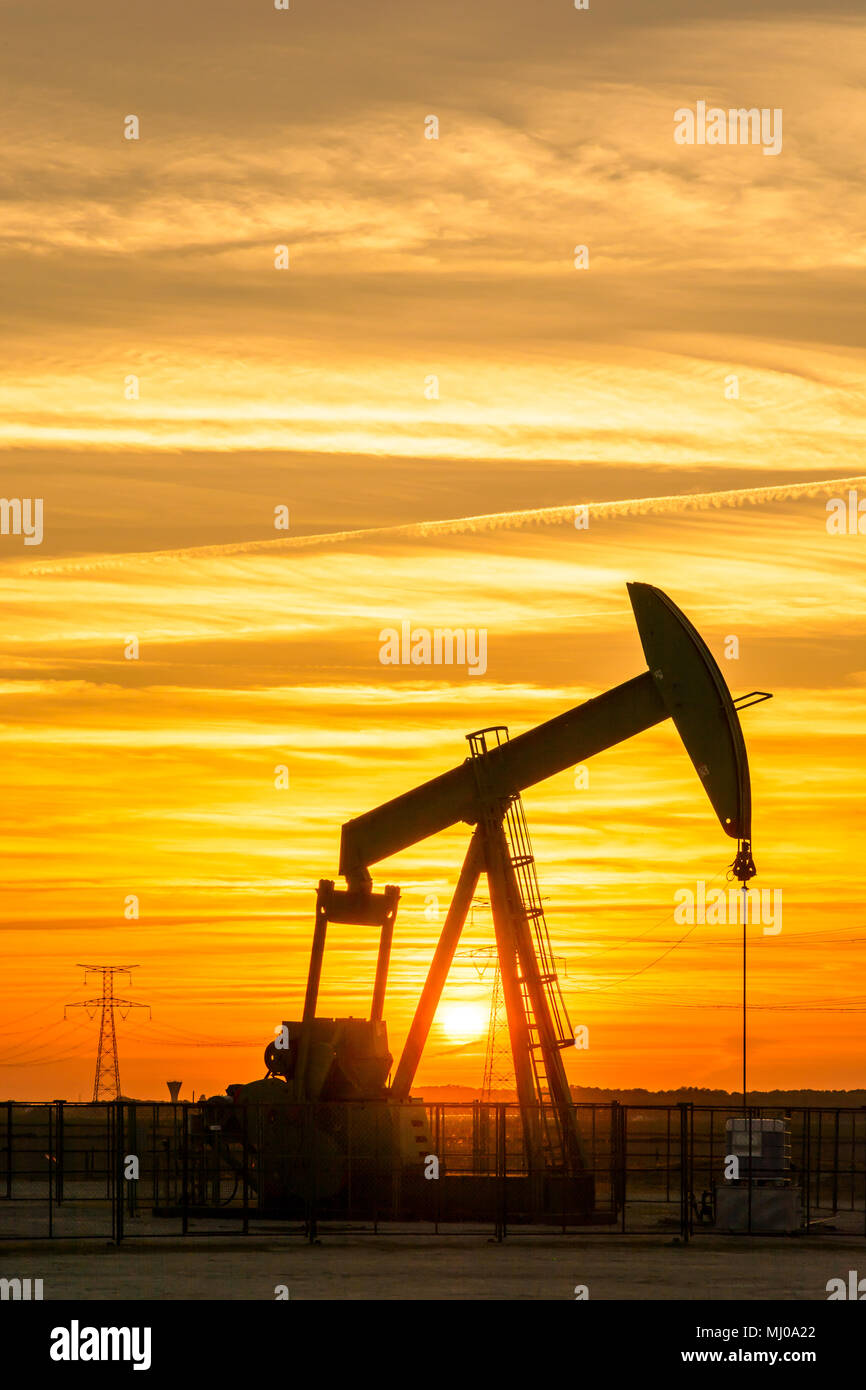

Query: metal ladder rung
[519,970,559,988]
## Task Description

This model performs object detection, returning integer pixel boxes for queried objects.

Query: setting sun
[438,1001,489,1044]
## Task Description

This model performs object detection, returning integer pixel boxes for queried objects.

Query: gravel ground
[0,1232,858,1300]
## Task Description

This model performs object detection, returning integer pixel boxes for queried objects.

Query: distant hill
[416,1084,866,1107]
[414,1084,518,1102]
[571,1087,866,1108]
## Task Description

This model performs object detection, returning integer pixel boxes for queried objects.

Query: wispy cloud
[23,472,866,575]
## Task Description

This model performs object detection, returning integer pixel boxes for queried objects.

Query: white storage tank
[714,1116,802,1233]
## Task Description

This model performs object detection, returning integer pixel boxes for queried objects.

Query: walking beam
[340,583,756,887]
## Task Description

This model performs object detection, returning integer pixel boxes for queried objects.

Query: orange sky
[0,0,864,1100]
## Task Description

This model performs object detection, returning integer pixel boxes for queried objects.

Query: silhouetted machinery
[210,583,763,1220]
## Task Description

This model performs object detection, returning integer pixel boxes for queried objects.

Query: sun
[438,1001,488,1043]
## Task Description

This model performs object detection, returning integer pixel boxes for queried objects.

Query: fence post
[496,1102,507,1242]
[181,1103,189,1236]
[151,1104,158,1209]
[665,1107,672,1203]
[54,1100,64,1205]
[707,1107,714,1213]
[678,1103,690,1244]
[816,1110,823,1211]
[608,1100,622,1223]
[345,1101,353,1222]
[47,1103,54,1239]
[105,1100,112,1199]
[242,1103,250,1236]
[831,1110,839,1215]
[620,1104,628,1234]
[107,1104,114,1241]
[804,1107,811,1231]
[115,1100,125,1245]
[306,1103,318,1243]
[435,1106,442,1234]
[127,1103,138,1217]
[689,1103,695,1233]
[5,1100,13,1199]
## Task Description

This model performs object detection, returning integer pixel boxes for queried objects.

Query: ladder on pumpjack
[468,728,576,1170]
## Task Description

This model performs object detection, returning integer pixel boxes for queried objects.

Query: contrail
[24,473,865,576]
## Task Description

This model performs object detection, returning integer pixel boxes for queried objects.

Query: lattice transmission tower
[460,900,566,1104]
[65,964,150,1101]
[457,896,516,1102]
[481,955,515,1101]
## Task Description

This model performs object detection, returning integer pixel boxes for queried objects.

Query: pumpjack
[215,583,765,1218]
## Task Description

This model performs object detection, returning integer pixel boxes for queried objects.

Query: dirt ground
[1,1233,858,1300]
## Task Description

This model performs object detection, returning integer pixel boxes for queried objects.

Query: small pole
[742,883,753,1236]
[739,884,750,1112]
[747,1103,753,1235]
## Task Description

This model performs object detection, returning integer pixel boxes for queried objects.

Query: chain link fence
[1,1099,864,1242]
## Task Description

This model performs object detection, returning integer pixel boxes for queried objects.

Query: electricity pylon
[456,896,516,1101]
[458,902,565,1103]
[481,957,514,1101]
[65,964,150,1101]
